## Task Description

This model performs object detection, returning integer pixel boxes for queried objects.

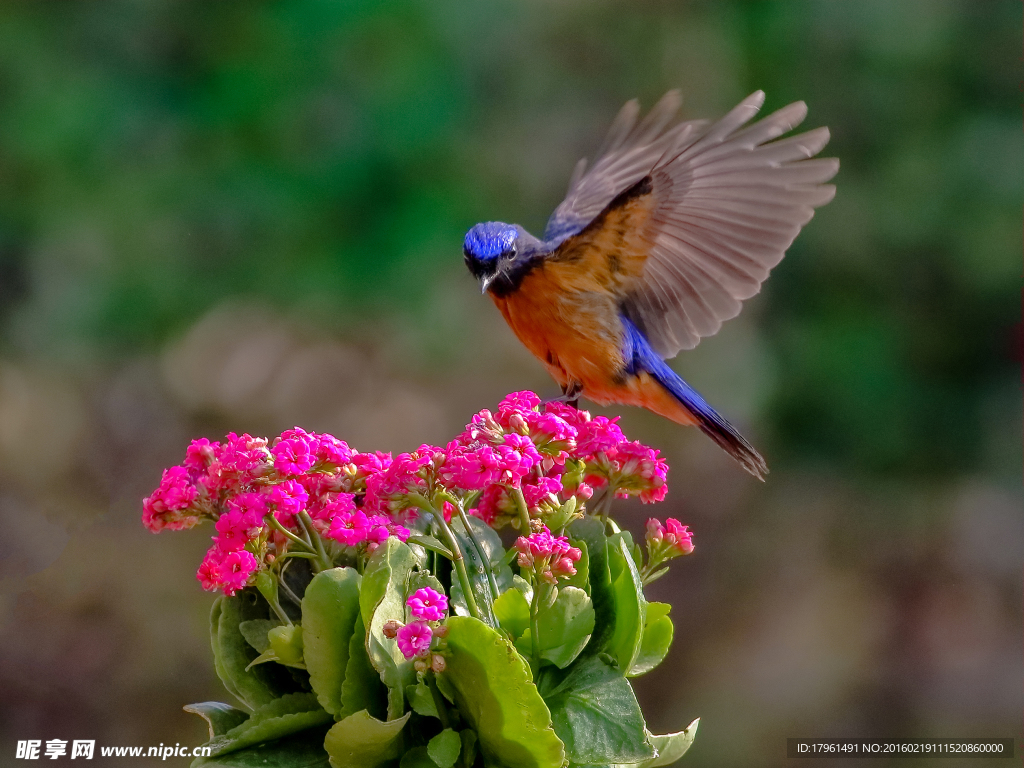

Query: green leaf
[206,692,333,757]
[183,702,249,740]
[400,746,438,768]
[340,614,387,720]
[539,656,654,766]
[302,567,362,716]
[238,619,280,654]
[428,728,462,768]
[561,539,590,593]
[493,587,531,639]
[215,593,297,711]
[516,586,595,669]
[643,719,699,767]
[323,709,411,768]
[268,624,306,667]
[191,726,332,768]
[443,616,565,768]
[605,538,646,674]
[567,518,615,657]
[449,517,511,625]
[628,603,673,678]
[408,681,439,719]
[460,729,478,768]
[361,538,419,718]
[408,533,453,560]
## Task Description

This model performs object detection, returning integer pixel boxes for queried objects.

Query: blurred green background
[0,1,1019,766]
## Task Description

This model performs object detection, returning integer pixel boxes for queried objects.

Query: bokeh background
[0,1,1019,766]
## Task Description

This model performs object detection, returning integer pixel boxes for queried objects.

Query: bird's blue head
[463,221,520,292]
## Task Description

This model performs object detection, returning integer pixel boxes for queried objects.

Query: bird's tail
[648,362,768,480]
[620,316,768,479]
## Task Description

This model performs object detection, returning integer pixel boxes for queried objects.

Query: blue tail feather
[621,316,768,479]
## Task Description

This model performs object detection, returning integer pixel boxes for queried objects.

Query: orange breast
[490,261,625,393]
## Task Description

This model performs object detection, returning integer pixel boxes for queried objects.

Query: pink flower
[364,514,393,547]
[575,416,625,457]
[646,518,694,564]
[215,497,266,551]
[268,480,308,527]
[525,411,577,451]
[543,401,591,428]
[396,621,433,659]
[208,432,272,491]
[197,548,260,595]
[325,509,369,546]
[498,390,541,417]
[587,440,669,504]
[315,434,352,466]
[272,429,316,475]
[184,437,219,473]
[407,587,448,621]
[471,485,512,527]
[515,526,581,583]
[142,466,201,532]
[663,518,694,555]
[521,476,563,510]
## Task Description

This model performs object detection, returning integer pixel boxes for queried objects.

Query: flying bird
[463,91,838,479]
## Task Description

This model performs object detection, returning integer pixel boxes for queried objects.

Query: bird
[463,91,838,479]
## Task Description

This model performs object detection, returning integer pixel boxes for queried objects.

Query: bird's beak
[480,274,495,294]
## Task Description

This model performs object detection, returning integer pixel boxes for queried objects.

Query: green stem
[427,673,451,729]
[265,514,316,551]
[529,581,542,676]
[432,509,484,623]
[446,495,500,602]
[512,487,532,534]
[297,511,333,572]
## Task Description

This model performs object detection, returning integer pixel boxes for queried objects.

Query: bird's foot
[542,381,582,409]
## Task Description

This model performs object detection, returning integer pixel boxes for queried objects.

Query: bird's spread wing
[543,91,706,243]
[547,91,838,358]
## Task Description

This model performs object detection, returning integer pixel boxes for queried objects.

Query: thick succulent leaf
[460,729,478,767]
[302,567,362,716]
[203,693,332,757]
[516,587,595,669]
[407,681,439,719]
[191,726,331,768]
[428,728,463,768]
[643,719,699,767]
[443,616,565,768]
[215,593,297,710]
[361,538,419,718]
[238,619,280,654]
[493,587,531,639]
[323,709,411,768]
[539,656,654,766]
[628,603,673,678]
[183,702,249,740]
[400,746,439,768]
[567,519,615,657]
[561,539,590,594]
[605,538,646,673]
[340,614,387,720]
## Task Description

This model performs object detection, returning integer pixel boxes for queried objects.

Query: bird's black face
[463,221,518,293]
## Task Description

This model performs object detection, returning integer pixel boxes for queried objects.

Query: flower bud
[382,620,402,639]
[430,653,446,673]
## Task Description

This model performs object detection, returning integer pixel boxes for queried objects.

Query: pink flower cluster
[382,587,449,663]
[143,392,673,596]
[143,429,414,595]
[515,526,583,584]
[646,517,695,560]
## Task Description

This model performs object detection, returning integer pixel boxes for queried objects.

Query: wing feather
[545,90,837,358]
